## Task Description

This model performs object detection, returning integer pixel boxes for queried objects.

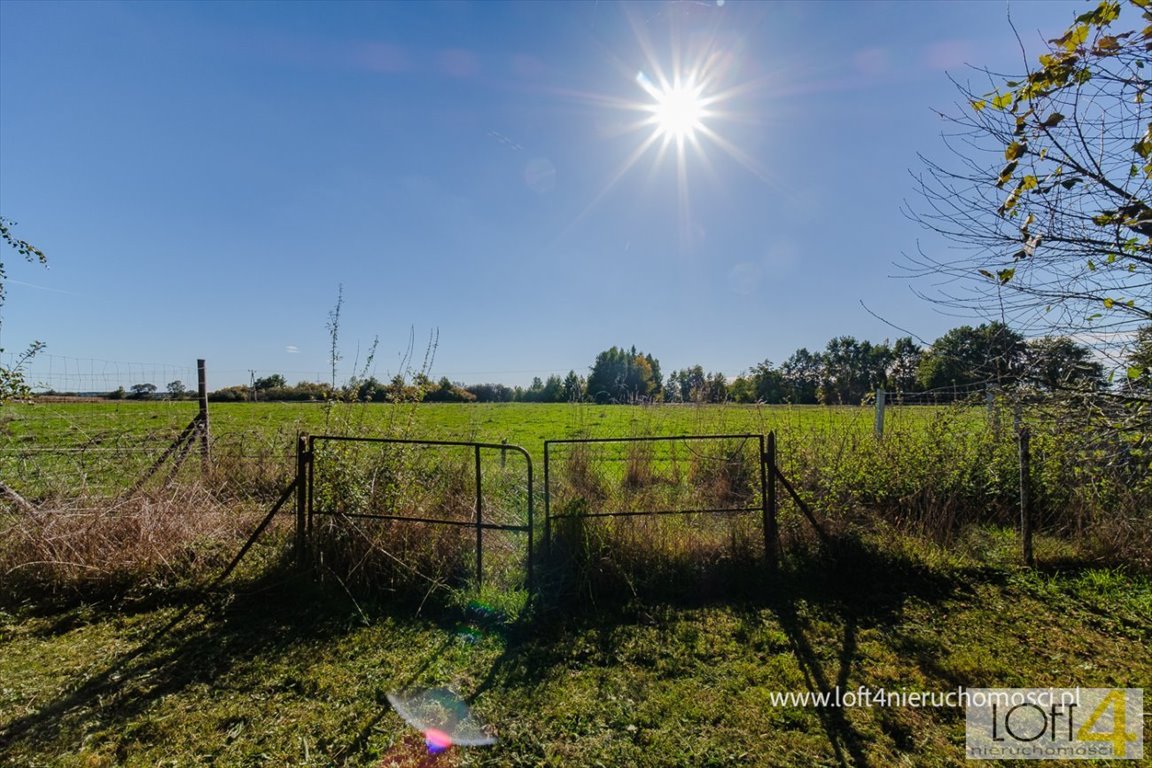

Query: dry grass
[0,485,272,602]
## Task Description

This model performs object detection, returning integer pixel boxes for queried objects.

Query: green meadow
[2,400,1150,766]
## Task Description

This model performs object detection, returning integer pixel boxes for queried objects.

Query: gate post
[1019,427,1034,568]
[295,434,310,569]
[197,359,211,467]
[474,444,483,589]
[762,432,779,570]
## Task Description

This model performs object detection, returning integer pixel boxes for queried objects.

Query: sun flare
[643,75,707,141]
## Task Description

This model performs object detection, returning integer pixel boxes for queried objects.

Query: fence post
[986,383,1000,438]
[295,434,309,569]
[1019,427,1034,567]
[197,359,210,466]
[474,444,484,589]
[874,388,886,438]
[762,432,779,570]
[543,442,552,560]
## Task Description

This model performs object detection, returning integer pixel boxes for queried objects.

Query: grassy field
[1,400,1149,765]
[1,533,1149,767]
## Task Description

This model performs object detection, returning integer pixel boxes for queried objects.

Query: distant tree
[520,376,546,403]
[819,336,891,404]
[108,386,126,400]
[586,346,662,403]
[728,374,755,403]
[747,360,785,403]
[352,376,385,401]
[467,383,515,403]
[887,337,923,395]
[166,380,188,399]
[562,370,585,402]
[1024,336,1106,391]
[130,383,158,399]
[704,371,729,403]
[917,322,1026,393]
[672,365,706,402]
[254,374,287,391]
[540,374,564,403]
[779,348,822,404]
[423,376,476,403]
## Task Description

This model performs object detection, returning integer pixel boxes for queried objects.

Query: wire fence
[1,393,1148,601]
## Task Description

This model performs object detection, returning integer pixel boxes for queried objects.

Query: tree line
[193,322,1151,406]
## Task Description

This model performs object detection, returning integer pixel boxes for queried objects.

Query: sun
[642,74,707,142]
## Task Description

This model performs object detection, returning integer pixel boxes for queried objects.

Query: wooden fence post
[1019,427,1034,567]
[874,388,886,438]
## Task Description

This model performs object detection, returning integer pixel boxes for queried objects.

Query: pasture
[1,400,1150,766]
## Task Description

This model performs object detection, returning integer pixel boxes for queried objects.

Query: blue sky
[0,0,1085,390]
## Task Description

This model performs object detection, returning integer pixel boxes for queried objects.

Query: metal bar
[543,433,760,446]
[295,434,308,568]
[474,443,483,589]
[543,441,552,560]
[774,465,829,543]
[126,417,200,496]
[1019,427,1034,567]
[525,450,534,594]
[550,506,758,520]
[762,432,779,569]
[211,479,298,590]
[306,435,315,543]
[161,428,197,487]
[197,359,210,464]
[311,435,534,458]
[313,510,527,531]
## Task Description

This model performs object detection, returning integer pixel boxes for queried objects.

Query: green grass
[1,401,1149,764]
[2,532,1149,767]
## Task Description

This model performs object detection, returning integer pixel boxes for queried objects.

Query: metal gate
[543,433,780,568]
[295,435,534,592]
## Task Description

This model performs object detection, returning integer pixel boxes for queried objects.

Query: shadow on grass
[472,531,988,768]
[0,558,472,760]
[3,532,1016,767]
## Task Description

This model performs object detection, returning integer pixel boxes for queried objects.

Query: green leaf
[1088,260,1097,271]
[991,92,1014,110]
[1005,141,1025,161]
[978,269,995,280]
[997,268,1015,284]
[1021,175,1038,191]
[971,99,987,112]
[1103,297,1114,308]
[1040,112,1065,128]
[1107,253,1117,263]
[1128,366,1145,380]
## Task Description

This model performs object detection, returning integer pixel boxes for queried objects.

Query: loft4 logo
[966,688,1144,761]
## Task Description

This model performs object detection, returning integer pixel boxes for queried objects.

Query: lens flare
[387,688,496,754]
